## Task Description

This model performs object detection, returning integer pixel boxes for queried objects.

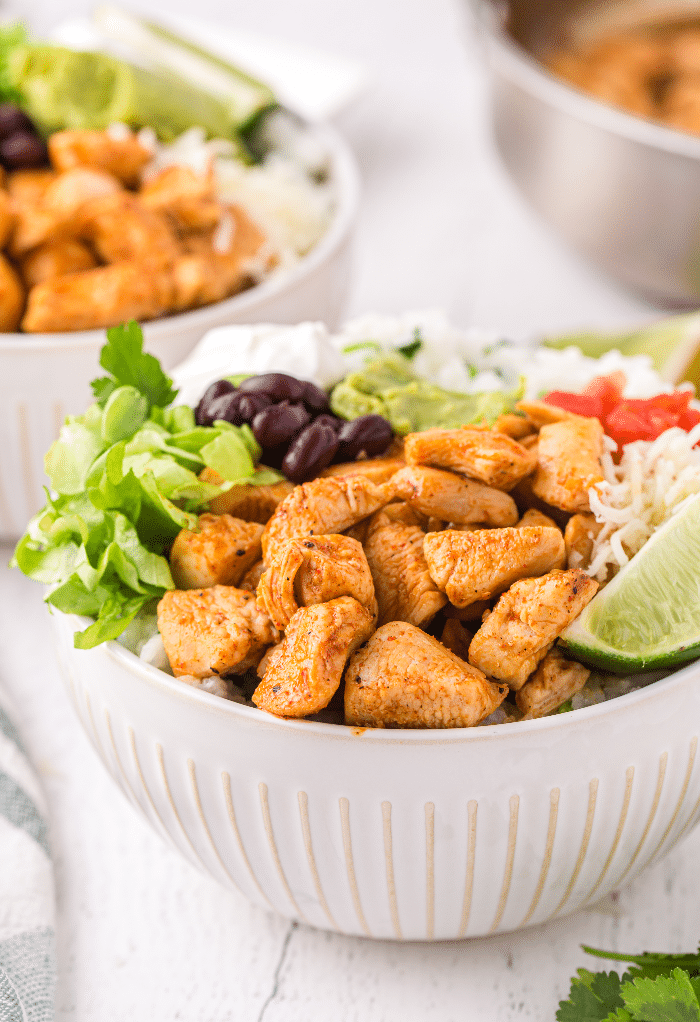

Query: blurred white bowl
[52,607,700,941]
[0,120,360,541]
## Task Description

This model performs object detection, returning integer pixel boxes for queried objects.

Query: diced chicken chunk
[468,569,599,689]
[261,474,391,562]
[253,597,375,717]
[532,417,604,512]
[344,621,508,728]
[157,585,278,678]
[516,507,560,530]
[564,513,603,569]
[515,399,572,427]
[48,129,151,186]
[515,648,590,717]
[364,510,446,627]
[0,253,25,331]
[169,513,263,589]
[492,413,535,439]
[140,164,222,232]
[20,237,97,287]
[392,465,519,526]
[77,191,180,265]
[424,526,566,607]
[404,427,537,490]
[321,455,406,485]
[240,560,265,593]
[256,533,376,630]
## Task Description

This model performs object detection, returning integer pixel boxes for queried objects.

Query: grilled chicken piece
[321,455,406,485]
[140,164,222,232]
[424,526,566,607]
[77,191,180,265]
[0,189,14,249]
[381,501,428,528]
[6,168,57,204]
[364,510,446,627]
[564,513,603,569]
[492,413,535,439]
[200,467,293,522]
[0,254,25,331]
[256,533,376,630]
[404,427,537,490]
[516,507,560,530]
[261,474,391,562]
[10,167,122,255]
[253,596,375,717]
[22,259,174,332]
[240,560,265,592]
[157,585,278,678]
[468,569,598,689]
[344,621,508,728]
[515,400,571,427]
[169,513,263,590]
[170,204,270,312]
[48,129,151,186]
[20,237,97,287]
[532,417,604,512]
[515,648,590,718]
[392,464,519,526]
[440,618,473,661]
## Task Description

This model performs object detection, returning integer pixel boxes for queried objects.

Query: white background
[1,0,699,1019]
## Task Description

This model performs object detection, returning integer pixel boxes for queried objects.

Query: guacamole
[330,355,523,434]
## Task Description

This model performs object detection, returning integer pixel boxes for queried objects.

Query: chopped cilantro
[397,329,424,360]
[92,320,178,411]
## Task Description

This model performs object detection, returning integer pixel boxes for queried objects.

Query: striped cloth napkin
[0,686,55,1021]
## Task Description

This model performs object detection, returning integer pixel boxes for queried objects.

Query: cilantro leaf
[96,321,178,411]
[557,969,625,1022]
[621,969,700,1021]
[397,329,424,360]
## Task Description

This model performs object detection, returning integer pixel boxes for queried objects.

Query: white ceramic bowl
[52,608,700,941]
[0,121,360,541]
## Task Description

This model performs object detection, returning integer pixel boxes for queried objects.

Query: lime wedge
[543,312,700,390]
[559,493,700,672]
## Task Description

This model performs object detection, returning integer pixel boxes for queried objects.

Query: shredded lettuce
[12,321,283,649]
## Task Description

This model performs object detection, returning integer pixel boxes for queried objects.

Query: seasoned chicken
[261,474,391,562]
[140,164,222,232]
[364,511,446,627]
[257,533,376,630]
[392,464,519,526]
[0,189,14,249]
[492,413,535,439]
[200,467,294,522]
[10,167,122,254]
[77,191,180,266]
[381,501,428,529]
[253,596,375,717]
[440,618,473,661]
[515,399,571,427]
[468,569,599,689]
[344,621,508,728]
[516,507,560,530]
[22,259,174,332]
[0,253,25,331]
[240,560,265,593]
[20,238,97,287]
[515,648,590,718]
[321,455,406,485]
[424,526,566,607]
[6,168,57,204]
[169,513,263,590]
[157,585,278,678]
[404,427,537,490]
[532,417,604,512]
[48,129,151,186]
[170,205,270,311]
[564,513,603,570]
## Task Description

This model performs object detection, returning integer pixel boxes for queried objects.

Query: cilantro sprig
[558,945,700,1021]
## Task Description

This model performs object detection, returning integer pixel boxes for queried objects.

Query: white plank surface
[1,0,699,1017]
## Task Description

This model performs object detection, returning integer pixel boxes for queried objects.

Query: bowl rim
[0,119,361,354]
[61,610,700,745]
[475,0,700,160]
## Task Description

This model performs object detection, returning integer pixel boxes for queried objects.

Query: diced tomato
[605,401,678,447]
[581,373,625,418]
[543,391,603,418]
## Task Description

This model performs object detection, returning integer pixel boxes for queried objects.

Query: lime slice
[543,312,700,390]
[559,493,700,672]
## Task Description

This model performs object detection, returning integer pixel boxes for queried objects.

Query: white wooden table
[1,0,699,1018]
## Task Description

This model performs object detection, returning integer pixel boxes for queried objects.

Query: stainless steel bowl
[473,0,700,306]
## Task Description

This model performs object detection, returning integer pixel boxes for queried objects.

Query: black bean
[251,401,311,448]
[237,392,271,422]
[301,380,330,413]
[0,131,48,170]
[0,104,34,140]
[282,421,340,483]
[195,379,236,425]
[207,390,248,426]
[312,413,342,432]
[335,415,394,462]
[239,372,306,403]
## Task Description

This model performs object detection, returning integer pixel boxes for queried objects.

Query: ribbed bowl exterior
[0,122,359,542]
[52,611,700,941]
